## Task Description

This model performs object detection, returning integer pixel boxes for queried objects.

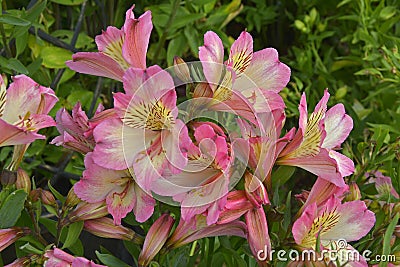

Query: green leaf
[40,47,72,69]
[7,58,29,74]
[15,31,28,57]
[95,251,131,267]
[379,213,399,267]
[271,166,296,189]
[50,0,85,5]
[379,6,397,20]
[0,189,27,228]
[0,14,31,26]
[62,221,84,249]
[48,180,65,203]
[283,191,292,232]
[167,35,186,66]
[66,89,93,110]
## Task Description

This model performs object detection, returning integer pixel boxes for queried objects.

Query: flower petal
[122,10,152,69]
[234,48,291,93]
[199,31,224,90]
[322,103,353,149]
[66,52,125,81]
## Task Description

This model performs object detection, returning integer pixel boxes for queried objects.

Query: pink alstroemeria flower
[234,110,287,189]
[292,195,375,266]
[198,31,290,122]
[91,66,191,191]
[74,153,155,225]
[44,247,106,267]
[66,5,152,81]
[152,122,233,225]
[277,90,354,187]
[51,103,115,154]
[366,170,399,200]
[0,75,57,147]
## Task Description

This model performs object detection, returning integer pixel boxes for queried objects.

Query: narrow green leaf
[95,251,131,267]
[379,213,399,267]
[0,189,27,228]
[0,14,31,26]
[50,0,85,5]
[7,58,29,74]
[283,191,292,232]
[48,181,65,203]
[62,221,84,249]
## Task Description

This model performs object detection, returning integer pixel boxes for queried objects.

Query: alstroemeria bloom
[51,103,104,154]
[44,247,106,267]
[152,122,233,225]
[292,195,375,266]
[277,90,354,186]
[234,110,287,189]
[198,31,290,122]
[66,5,152,81]
[366,171,399,200]
[91,66,191,191]
[165,214,247,250]
[0,227,31,252]
[0,75,57,147]
[74,153,155,225]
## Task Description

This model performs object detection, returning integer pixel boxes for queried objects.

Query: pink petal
[322,198,375,242]
[235,48,291,93]
[329,150,355,177]
[106,182,136,225]
[292,202,318,245]
[0,119,45,147]
[122,11,152,69]
[74,153,126,203]
[278,149,346,187]
[95,26,124,53]
[132,183,155,223]
[92,118,147,170]
[245,207,271,262]
[199,31,224,90]
[226,31,253,74]
[66,52,125,81]
[322,104,353,149]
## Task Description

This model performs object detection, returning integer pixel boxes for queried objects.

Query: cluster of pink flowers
[1,3,392,267]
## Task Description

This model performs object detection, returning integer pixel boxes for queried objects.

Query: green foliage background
[0,0,399,266]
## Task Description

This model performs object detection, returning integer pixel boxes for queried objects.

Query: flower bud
[16,168,31,194]
[84,217,144,244]
[138,214,175,267]
[345,182,361,201]
[66,201,108,224]
[41,189,57,206]
[1,169,17,186]
[193,82,213,98]
[30,189,56,206]
[173,56,191,83]
[64,187,81,210]
[0,227,31,252]
[244,172,269,207]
